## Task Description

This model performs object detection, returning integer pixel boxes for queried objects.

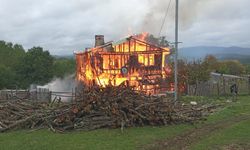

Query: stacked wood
[0,84,217,132]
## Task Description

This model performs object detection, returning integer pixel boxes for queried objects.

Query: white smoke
[142,0,208,35]
[38,74,76,102]
[40,74,76,92]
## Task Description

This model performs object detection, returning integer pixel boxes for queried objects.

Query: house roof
[76,35,171,54]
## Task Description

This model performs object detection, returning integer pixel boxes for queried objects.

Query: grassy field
[0,96,249,150]
[0,125,191,150]
[190,96,250,150]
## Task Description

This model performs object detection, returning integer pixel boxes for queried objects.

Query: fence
[187,73,250,96]
[0,89,30,101]
[0,88,76,102]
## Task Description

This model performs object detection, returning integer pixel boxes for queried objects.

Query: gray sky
[0,0,249,55]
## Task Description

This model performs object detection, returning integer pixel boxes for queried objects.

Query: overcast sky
[0,0,249,55]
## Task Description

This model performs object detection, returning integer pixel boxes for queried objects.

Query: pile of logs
[0,84,217,132]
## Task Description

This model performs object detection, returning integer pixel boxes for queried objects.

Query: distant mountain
[217,53,250,64]
[52,46,250,63]
[179,46,250,63]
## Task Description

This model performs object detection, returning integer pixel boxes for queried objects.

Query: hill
[179,46,250,64]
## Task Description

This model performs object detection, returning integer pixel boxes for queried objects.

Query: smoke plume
[40,74,76,92]
[142,0,206,35]
[39,74,76,102]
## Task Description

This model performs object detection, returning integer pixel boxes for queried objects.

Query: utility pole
[174,0,179,102]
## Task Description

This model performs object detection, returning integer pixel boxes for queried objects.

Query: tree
[217,60,245,75]
[0,64,16,89]
[17,47,54,88]
[226,60,245,75]
[245,64,250,74]
[165,59,189,93]
[187,60,210,84]
[203,55,219,72]
[0,40,77,89]
[0,40,25,68]
[145,34,169,47]
[0,41,26,89]
[203,55,246,75]
[164,58,211,94]
[53,58,75,78]
[159,36,170,47]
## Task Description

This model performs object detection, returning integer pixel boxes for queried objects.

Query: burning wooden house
[75,33,171,94]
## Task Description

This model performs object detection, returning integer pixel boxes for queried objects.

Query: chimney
[95,35,105,47]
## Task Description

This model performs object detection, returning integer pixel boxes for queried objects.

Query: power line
[158,0,172,37]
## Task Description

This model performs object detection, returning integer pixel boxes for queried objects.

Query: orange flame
[134,32,149,41]
[76,33,171,94]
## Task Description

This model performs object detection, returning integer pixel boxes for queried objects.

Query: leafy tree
[226,60,245,75]
[165,60,189,93]
[0,64,16,89]
[53,58,75,78]
[203,55,219,72]
[217,60,245,75]
[17,47,54,88]
[187,60,210,84]
[245,64,250,74]
[165,59,211,94]
[0,41,25,89]
[203,55,246,75]
[217,62,229,74]
[145,34,169,47]
[159,36,170,47]
[0,40,77,89]
[0,41,25,68]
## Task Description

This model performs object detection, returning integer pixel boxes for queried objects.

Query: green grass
[206,96,250,122]
[0,96,249,150]
[191,120,250,150]
[189,96,250,149]
[182,95,250,122]
[0,125,191,150]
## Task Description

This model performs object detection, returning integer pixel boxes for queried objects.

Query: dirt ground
[143,115,250,150]
[221,143,250,150]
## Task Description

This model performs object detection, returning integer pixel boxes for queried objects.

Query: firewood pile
[0,84,217,133]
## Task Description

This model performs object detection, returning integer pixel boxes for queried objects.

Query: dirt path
[143,115,250,150]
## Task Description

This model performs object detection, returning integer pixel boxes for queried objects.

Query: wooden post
[49,91,52,103]
[223,76,226,96]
